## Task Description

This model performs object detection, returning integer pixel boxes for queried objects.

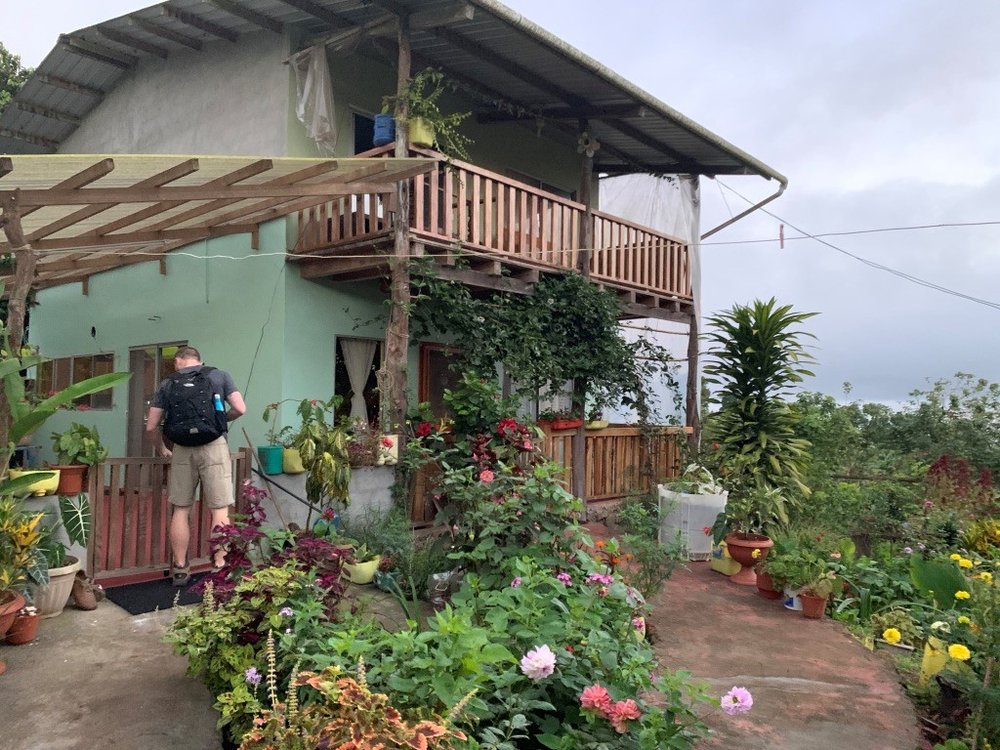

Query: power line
[715,180,1000,312]
[701,219,1000,246]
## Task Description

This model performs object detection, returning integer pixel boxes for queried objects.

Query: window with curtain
[334,337,382,424]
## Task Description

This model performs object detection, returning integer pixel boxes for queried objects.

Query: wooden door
[126,343,182,457]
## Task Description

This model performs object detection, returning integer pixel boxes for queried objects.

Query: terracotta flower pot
[551,417,583,431]
[50,464,87,495]
[723,533,773,586]
[0,591,26,637]
[755,570,782,599]
[800,592,828,619]
[6,611,39,645]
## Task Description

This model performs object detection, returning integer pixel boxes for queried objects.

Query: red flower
[703,526,712,535]
[415,421,433,438]
[381,437,394,448]
[580,684,612,714]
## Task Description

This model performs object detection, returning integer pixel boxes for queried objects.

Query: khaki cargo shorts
[168,437,234,509]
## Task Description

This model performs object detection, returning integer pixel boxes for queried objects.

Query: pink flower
[580,684,612,714]
[608,699,641,733]
[480,469,495,483]
[721,686,753,716]
[557,572,572,586]
[586,572,614,586]
[381,437,394,447]
[520,645,556,680]
[632,616,646,633]
[703,526,712,535]
[510,577,522,588]
[924,499,934,510]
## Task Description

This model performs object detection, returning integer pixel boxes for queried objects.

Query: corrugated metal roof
[0,0,784,181]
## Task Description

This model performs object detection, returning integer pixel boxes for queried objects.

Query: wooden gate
[88,448,251,587]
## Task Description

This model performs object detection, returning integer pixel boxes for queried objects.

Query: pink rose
[480,469,495,483]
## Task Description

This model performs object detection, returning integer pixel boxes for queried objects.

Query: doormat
[105,573,208,616]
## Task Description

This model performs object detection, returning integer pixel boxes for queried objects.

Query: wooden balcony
[293,146,693,320]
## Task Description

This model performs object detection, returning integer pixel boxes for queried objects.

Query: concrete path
[0,602,220,750]
[649,561,922,750]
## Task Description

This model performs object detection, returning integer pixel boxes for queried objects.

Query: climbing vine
[409,261,681,423]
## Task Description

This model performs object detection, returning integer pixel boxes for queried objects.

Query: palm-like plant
[704,298,817,535]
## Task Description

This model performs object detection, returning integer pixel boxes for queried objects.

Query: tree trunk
[686,310,701,455]
[0,194,37,458]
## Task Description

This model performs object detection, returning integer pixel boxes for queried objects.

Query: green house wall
[27,220,425,462]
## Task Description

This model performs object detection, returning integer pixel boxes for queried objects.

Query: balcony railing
[295,146,692,304]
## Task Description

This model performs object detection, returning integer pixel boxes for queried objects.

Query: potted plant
[382,67,472,160]
[259,402,293,475]
[289,396,351,516]
[28,493,92,617]
[585,406,609,430]
[341,542,381,585]
[551,407,584,431]
[710,481,788,586]
[799,568,837,619]
[49,422,107,495]
[6,604,38,644]
[0,495,41,640]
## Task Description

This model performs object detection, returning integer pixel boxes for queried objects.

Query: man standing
[146,346,246,585]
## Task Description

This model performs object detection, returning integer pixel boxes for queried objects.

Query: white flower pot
[32,555,82,618]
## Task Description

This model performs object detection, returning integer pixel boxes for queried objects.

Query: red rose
[415,421,433,438]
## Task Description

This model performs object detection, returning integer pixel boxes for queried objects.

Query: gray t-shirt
[151,365,238,409]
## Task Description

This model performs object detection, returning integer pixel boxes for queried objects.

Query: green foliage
[703,298,817,512]
[50,422,108,465]
[0,43,32,112]
[289,396,351,507]
[909,555,966,609]
[443,371,522,437]
[383,67,473,161]
[410,268,680,424]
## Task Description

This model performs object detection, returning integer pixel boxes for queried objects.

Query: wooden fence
[410,425,685,524]
[88,448,251,586]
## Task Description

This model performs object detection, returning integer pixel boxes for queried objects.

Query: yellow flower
[882,628,902,645]
[955,590,971,600]
[958,616,972,625]
[950,553,962,561]
[958,558,973,569]
[751,548,761,559]
[979,572,993,583]
[947,644,972,661]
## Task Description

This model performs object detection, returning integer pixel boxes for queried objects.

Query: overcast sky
[5,1,1000,402]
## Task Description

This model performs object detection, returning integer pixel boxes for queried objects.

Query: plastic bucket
[373,114,395,146]
[257,445,284,475]
[783,586,803,611]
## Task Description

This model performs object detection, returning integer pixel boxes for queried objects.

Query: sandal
[171,561,191,587]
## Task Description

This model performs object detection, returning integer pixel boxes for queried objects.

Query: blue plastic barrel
[373,114,396,146]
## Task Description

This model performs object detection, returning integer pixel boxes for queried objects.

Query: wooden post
[382,14,412,434]
[686,310,701,454]
[0,191,38,456]
[572,120,596,502]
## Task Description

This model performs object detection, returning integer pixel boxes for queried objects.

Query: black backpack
[161,366,228,447]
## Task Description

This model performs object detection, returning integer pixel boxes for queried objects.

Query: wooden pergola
[0,153,434,351]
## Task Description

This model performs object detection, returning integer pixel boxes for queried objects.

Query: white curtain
[290,45,338,156]
[341,339,378,421]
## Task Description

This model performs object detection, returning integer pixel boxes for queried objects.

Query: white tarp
[291,46,338,156]
[599,174,701,425]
